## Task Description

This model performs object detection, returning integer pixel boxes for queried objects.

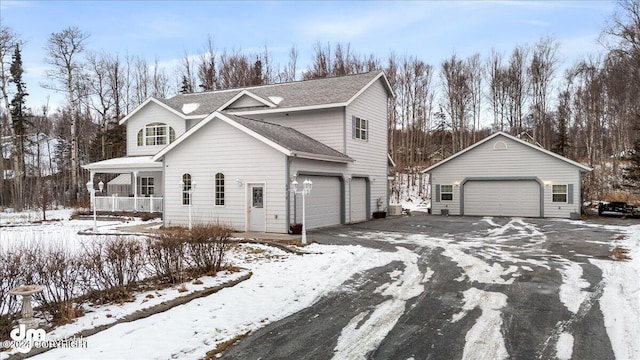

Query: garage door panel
[464,181,539,217]
[294,176,340,229]
[351,178,367,222]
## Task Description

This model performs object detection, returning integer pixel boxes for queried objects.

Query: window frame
[354,116,368,141]
[440,184,453,201]
[140,177,155,196]
[138,123,176,147]
[182,173,192,206]
[552,184,568,203]
[215,173,225,206]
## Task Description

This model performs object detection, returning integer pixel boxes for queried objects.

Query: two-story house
[83,71,393,233]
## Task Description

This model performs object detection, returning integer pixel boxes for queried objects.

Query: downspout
[285,155,291,233]
[343,107,347,154]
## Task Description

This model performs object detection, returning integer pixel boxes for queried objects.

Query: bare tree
[198,35,217,91]
[441,53,471,152]
[279,45,298,82]
[466,53,483,143]
[44,26,89,204]
[528,37,559,147]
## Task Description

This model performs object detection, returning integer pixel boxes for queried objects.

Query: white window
[140,177,154,196]
[441,185,453,201]
[138,123,176,146]
[215,173,224,206]
[353,117,368,141]
[552,184,567,203]
[182,173,192,205]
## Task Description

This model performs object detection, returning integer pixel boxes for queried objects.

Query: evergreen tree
[623,139,640,192]
[180,75,193,94]
[9,44,30,210]
[552,90,570,156]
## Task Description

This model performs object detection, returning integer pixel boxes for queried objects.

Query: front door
[248,184,266,232]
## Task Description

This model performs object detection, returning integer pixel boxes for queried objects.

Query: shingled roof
[156,71,389,116]
[153,112,352,163]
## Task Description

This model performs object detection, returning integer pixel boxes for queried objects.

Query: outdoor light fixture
[290,178,313,244]
[236,179,243,187]
[86,180,104,232]
[180,180,197,230]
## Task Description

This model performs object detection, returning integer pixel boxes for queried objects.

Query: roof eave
[227,102,348,116]
[292,151,353,163]
[119,97,190,125]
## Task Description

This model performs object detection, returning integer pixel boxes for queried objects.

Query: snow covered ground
[1,211,639,359]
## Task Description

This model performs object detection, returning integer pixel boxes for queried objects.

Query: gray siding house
[83,71,393,233]
[424,132,592,218]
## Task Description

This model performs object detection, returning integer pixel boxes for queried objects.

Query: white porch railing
[95,195,163,213]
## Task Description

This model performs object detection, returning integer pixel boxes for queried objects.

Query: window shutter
[352,115,356,138]
[365,119,369,141]
[435,184,440,202]
[567,184,574,204]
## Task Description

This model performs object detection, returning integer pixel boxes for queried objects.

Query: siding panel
[163,118,286,232]
[429,135,583,218]
[127,102,188,156]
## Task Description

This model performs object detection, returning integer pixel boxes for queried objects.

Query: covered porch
[82,156,164,213]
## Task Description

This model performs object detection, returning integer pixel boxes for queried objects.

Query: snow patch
[181,103,200,114]
[555,332,574,360]
[333,247,424,359]
[451,288,509,360]
[268,96,283,104]
[558,261,590,314]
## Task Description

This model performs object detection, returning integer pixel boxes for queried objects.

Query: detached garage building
[424,132,592,219]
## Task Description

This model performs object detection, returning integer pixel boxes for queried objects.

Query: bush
[32,243,87,325]
[186,223,232,275]
[146,232,187,284]
[0,247,25,341]
[81,236,145,302]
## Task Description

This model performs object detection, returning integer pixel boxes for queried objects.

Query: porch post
[133,171,138,212]
[149,195,153,213]
[112,194,116,212]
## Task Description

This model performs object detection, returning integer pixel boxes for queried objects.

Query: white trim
[291,151,353,163]
[153,111,352,164]
[345,71,395,105]
[119,97,193,125]
[217,90,276,111]
[82,156,162,172]
[246,182,267,232]
[227,102,348,116]
[423,131,592,173]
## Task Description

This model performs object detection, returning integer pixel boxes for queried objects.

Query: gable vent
[493,141,508,150]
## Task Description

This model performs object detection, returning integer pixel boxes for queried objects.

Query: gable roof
[156,71,392,117]
[152,112,353,163]
[423,131,592,173]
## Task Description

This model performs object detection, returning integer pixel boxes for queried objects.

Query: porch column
[133,171,138,212]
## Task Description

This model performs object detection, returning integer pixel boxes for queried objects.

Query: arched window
[215,173,224,206]
[137,123,176,146]
[181,173,192,205]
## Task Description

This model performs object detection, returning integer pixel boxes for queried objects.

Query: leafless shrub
[32,243,87,325]
[609,246,630,261]
[186,223,232,275]
[81,236,145,302]
[146,232,187,284]
[0,246,25,341]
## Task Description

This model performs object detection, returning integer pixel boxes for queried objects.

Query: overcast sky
[1,0,618,110]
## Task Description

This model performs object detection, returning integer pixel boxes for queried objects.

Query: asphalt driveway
[221,215,629,359]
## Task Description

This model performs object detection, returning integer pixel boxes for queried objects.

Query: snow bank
[557,261,590,314]
[590,224,640,360]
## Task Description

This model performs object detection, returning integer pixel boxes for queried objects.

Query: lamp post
[181,180,197,230]
[86,180,104,232]
[291,178,312,244]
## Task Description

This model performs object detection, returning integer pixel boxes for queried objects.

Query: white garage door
[464,181,540,217]
[294,176,341,229]
[350,178,367,223]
